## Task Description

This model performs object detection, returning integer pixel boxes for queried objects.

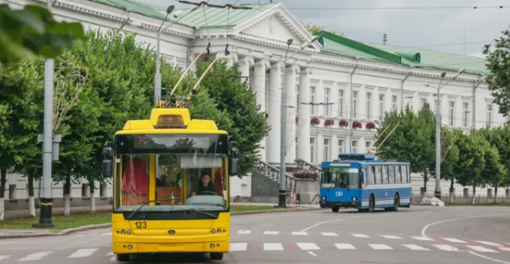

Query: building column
[253,59,270,161]
[297,67,312,162]
[285,65,300,164]
[215,52,238,67]
[267,62,283,164]
[238,57,254,83]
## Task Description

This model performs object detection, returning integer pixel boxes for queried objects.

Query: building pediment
[234,5,321,53]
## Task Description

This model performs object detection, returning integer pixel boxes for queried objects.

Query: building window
[392,95,397,110]
[487,104,493,127]
[420,98,427,109]
[338,89,344,117]
[353,91,358,118]
[351,140,358,153]
[323,139,330,161]
[366,92,372,120]
[311,86,316,115]
[365,141,372,153]
[449,101,455,126]
[324,88,331,116]
[379,94,385,119]
[310,138,315,163]
[338,140,344,154]
[463,102,469,127]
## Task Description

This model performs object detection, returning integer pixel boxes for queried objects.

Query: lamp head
[287,39,293,46]
[166,5,175,14]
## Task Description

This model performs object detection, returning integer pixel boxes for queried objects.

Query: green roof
[316,31,488,75]
[88,0,276,29]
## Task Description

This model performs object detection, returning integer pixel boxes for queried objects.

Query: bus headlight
[121,230,126,235]
[352,197,357,202]
[322,196,326,201]
[211,229,216,234]
[216,228,222,234]
[127,230,132,235]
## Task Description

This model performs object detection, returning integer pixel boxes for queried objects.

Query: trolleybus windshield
[321,167,361,189]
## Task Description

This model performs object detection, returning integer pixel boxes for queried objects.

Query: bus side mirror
[229,141,239,177]
[102,141,113,178]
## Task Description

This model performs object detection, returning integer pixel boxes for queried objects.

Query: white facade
[2,0,507,201]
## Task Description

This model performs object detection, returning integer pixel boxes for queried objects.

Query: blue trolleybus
[319,153,411,212]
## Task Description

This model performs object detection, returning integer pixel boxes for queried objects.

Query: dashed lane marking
[18,251,52,262]
[381,235,402,240]
[334,244,355,250]
[296,243,320,251]
[352,233,370,238]
[263,243,284,251]
[441,238,467,243]
[321,232,338,237]
[230,243,248,251]
[412,236,434,241]
[466,246,498,253]
[263,231,279,235]
[68,248,98,258]
[0,256,9,262]
[369,244,392,250]
[402,244,429,251]
[433,244,461,252]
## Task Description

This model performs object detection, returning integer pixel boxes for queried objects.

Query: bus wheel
[210,253,224,260]
[368,196,375,212]
[116,254,130,262]
[331,207,339,213]
[392,194,400,211]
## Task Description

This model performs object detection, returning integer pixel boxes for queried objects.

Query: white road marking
[467,245,498,253]
[381,235,402,239]
[469,252,510,264]
[321,232,338,237]
[412,236,434,241]
[230,243,248,251]
[292,232,308,236]
[335,243,355,250]
[68,248,98,258]
[101,232,112,236]
[299,215,370,232]
[402,244,429,251]
[477,241,502,247]
[18,251,52,261]
[352,233,369,238]
[0,256,9,262]
[308,251,318,257]
[237,230,251,234]
[297,243,320,250]
[263,243,284,251]
[263,231,279,235]
[369,244,392,250]
[421,213,510,237]
[107,252,114,256]
[442,238,467,243]
[110,256,116,262]
[498,247,510,252]
[433,244,461,252]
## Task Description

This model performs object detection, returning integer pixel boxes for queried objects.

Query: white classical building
[2,0,508,204]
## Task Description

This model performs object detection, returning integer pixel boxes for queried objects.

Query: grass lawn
[0,205,293,230]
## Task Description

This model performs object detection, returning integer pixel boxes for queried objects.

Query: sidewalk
[4,205,111,219]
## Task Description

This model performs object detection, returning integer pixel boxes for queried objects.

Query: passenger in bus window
[192,174,217,196]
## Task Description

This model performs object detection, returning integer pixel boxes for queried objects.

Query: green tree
[300,21,341,36]
[0,4,84,65]
[454,131,487,204]
[483,27,510,117]
[191,61,269,175]
[375,104,435,193]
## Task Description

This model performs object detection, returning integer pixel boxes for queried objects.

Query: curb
[0,207,325,239]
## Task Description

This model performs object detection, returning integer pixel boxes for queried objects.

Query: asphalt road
[1,206,510,264]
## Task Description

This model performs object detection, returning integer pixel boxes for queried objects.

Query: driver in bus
[192,174,217,196]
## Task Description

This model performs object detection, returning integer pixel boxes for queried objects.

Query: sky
[138,0,510,58]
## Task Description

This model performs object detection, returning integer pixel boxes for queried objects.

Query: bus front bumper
[320,200,361,209]
[113,240,230,254]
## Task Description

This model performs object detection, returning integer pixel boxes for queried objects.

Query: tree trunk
[64,176,71,216]
[422,170,428,195]
[89,179,95,212]
[28,173,36,218]
[471,185,476,204]
[494,185,499,204]
[449,177,454,204]
[0,169,6,221]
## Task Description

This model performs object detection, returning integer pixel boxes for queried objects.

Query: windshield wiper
[173,208,217,218]
[126,198,181,220]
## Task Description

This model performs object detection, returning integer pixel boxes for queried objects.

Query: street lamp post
[425,69,465,199]
[278,37,319,208]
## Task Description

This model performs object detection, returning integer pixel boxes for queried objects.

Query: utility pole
[34,0,56,228]
[278,37,319,208]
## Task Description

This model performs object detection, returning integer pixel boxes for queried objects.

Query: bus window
[381,166,388,184]
[370,166,376,184]
[401,165,408,183]
[121,155,150,205]
[395,166,402,183]
[375,165,382,184]
[388,166,395,184]
[338,168,360,189]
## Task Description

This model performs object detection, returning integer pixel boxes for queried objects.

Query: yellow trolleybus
[102,107,239,262]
